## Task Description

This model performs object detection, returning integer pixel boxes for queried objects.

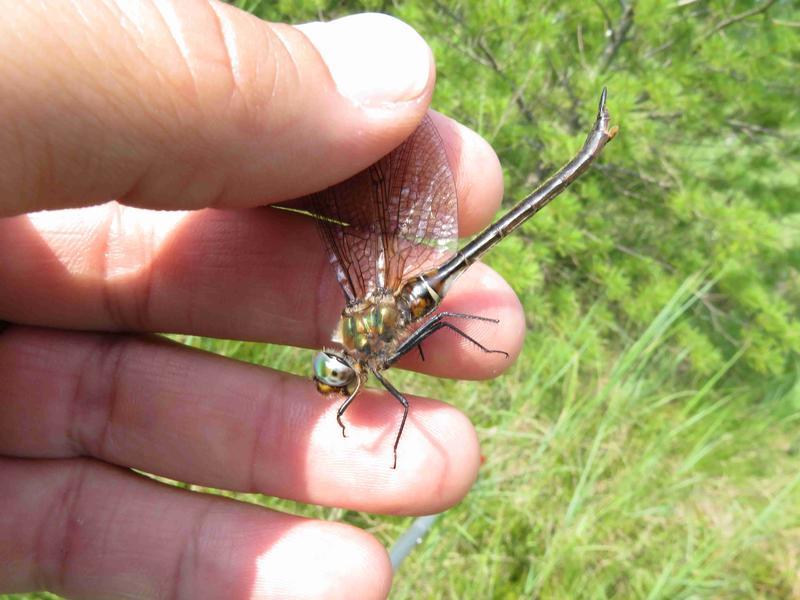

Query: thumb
[0,3,434,217]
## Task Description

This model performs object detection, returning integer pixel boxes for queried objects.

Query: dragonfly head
[312,350,357,394]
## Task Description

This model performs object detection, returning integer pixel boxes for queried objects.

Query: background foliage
[239,1,800,598]
[20,1,798,599]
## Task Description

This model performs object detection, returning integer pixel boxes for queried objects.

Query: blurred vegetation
[236,0,799,598]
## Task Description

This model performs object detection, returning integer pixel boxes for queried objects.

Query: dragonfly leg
[436,311,501,324]
[413,308,504,359]
[389,312,509,366]
[371,369,409,469]
[423,321,509,357]
[336,378,361,438]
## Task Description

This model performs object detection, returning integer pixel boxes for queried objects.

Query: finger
[0,117,516,379]
[0,326,481,515]
[0,206,521,378]
[1,458,392,599]
[1,4,435,216]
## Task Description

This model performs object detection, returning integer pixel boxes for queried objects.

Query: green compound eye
[312,351,355,388]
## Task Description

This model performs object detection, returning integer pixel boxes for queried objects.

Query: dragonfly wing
[285,115,458,304]
[380,115,459,290]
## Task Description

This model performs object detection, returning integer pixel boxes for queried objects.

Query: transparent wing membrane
[286,116,458,304]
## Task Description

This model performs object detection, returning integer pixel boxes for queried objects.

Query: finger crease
[98,205,123,329]
[68,335,129,459]
[169,498,215,600]
[269,25,301,101]
[95,337,128,460]
[206,1,239,107]
[248,380,278,493]
[149,0,200,104]
[39,460,92,592]
[100,205,154,331]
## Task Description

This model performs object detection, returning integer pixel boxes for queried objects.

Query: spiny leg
[371,369,409,469]
[389,312,509,366]
[335,378,361,438]
[421,321,509,357]
[435,311,501,324]
[410,311,500,362]
[423,314,497,356]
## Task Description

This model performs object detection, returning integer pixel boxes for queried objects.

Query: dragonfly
[287,88,617,468]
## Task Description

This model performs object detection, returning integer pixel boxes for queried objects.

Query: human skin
[0,2,524,598]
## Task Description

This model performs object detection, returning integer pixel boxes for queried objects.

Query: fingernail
[297,13,433,107]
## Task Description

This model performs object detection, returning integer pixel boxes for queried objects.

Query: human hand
[0,3,523,598]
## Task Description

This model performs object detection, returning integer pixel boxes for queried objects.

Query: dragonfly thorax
[339,293,408,356]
